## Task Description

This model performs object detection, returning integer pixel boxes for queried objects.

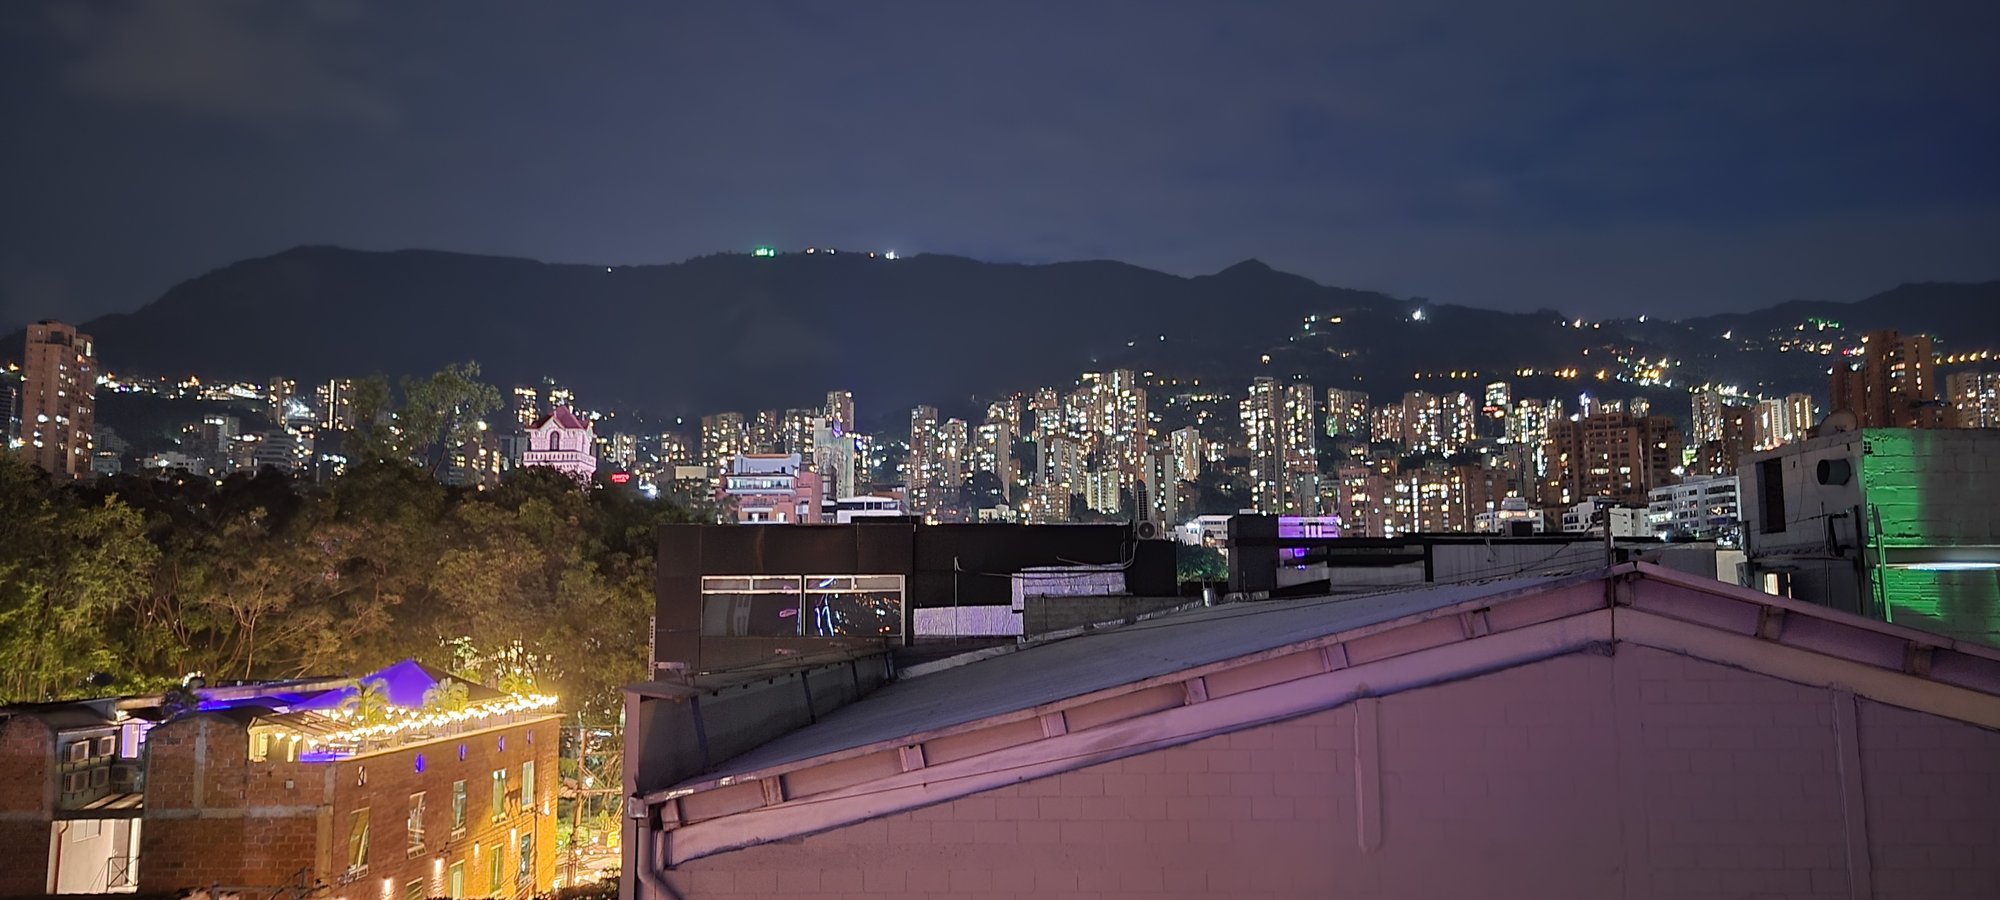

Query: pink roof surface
[535,405,589,430]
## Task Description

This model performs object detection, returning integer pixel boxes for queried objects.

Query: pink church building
[521,405,597,483]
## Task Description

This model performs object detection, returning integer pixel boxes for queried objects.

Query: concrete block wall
[1860,429,2000,547]
[1856,701,2000,898]
[1861,429,2000,645]
[661,646,2000,899]
[1022,595,1192,635]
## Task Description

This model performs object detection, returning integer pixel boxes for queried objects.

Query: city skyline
[7,5,2000,896]
[34,315,2000,546]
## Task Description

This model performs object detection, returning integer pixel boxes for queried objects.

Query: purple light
[414,754,426,773]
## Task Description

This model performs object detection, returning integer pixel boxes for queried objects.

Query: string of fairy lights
[264,692,561,755]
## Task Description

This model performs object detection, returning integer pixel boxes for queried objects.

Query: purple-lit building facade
[0,662,559,898]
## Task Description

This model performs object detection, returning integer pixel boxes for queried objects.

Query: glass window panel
[802,574,904,637]
[699,576,802,637]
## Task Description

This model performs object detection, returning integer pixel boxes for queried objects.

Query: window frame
[490,769,507,823]
[406,791,426,857]
[346,808,370,875]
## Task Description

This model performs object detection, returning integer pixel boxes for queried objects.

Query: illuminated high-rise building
[1505,398,1554,448]
[1753,395,1815,451]
[1169,426,1203,483]
[1138,449,1180,523]
[1482,382,1512,426]
[545,381,576,413]
[972,420,1015,497]
[699,412,746,487]
[316,378,358,432]
[1063,369,1148,479]
[1754,399,1787,451]
[1280,383,1320,514]
[1334,462,1394,537]
[1083,468,1122,516]
[1695,400,1757,476]
[1042,436,1084,492]
[512,386,541,431]
[939,417,968,489]
[1784,393,1816,439]
[1325,388,1369,439]
[907,405,946,517]
[749,409,783,453]
[0,368,21,446]
[779,408,818,457]
[1830,330,1948,428]
[1389,463,1468,535]
[1240,377,1319,514]
[1029,387,1061,446]
[1369,403,1406,450]
[1690,386,1750,446]
[267,378,297,423]
[1947,371,2000,428]
[985,395,1023,436]
[1400,391,1476,456]
[824,390,856,435]
[1241,379,1281,513]
[1540,411,1683,507]
[19,321,96,479]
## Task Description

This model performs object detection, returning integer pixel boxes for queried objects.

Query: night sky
[3,1,1997,327]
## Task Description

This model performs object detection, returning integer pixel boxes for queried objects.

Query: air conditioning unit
[1134,520,1166,541]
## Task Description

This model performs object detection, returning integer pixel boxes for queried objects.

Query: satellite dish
[1820,410,1858,434]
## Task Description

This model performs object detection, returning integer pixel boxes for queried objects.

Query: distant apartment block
[20,320,96,479]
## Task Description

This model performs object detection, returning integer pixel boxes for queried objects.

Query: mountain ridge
[6,246,1998,428]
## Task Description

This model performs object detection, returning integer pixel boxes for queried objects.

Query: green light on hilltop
[752,247,775,257]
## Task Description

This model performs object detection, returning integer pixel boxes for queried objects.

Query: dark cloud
[48,0,392,126]
[1,0,1996,328]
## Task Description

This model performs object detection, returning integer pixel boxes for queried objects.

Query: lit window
[491,770,507,822]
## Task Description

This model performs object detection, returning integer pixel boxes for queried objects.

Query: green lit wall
[1859,428,2000,646]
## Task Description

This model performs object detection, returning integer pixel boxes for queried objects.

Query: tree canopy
[0,369,692,723]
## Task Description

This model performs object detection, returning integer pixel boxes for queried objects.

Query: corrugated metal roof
[695,572,1581,781]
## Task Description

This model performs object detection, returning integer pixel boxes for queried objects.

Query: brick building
[1539,410,1683,508]
[1831,329,1951,429]
[0,661,560,898]
[625,563,2000,898]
